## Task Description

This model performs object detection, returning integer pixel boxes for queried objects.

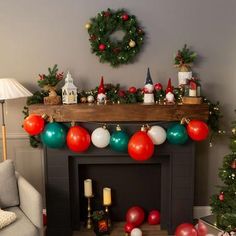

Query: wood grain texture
[29,103,209,122]
[73,222,168,236]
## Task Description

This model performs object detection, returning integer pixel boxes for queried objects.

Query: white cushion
[0,209,16,229]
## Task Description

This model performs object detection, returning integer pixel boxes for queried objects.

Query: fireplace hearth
[44,122,195,236]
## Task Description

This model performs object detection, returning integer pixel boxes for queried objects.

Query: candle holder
[86,196,93,230]
[103,204,111,228]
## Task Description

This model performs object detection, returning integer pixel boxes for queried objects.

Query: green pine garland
[86,8,145,67]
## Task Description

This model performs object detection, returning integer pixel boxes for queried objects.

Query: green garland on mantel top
[23,83,222,148]
[85,8,145,67]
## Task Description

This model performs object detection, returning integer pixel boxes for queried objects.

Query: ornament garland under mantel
[28,103,209,122]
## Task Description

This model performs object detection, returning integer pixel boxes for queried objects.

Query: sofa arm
[15,172,43,229]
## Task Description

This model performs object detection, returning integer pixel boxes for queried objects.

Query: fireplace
[44,122,195,236]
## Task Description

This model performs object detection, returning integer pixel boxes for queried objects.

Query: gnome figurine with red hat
[97,76,106,104]
[165,78,175,104]
[143,68,155,104]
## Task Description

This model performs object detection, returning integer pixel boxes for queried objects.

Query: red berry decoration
[128,86,137,94]
[187,120,209,141]
[154,83,163,91]
[99,44,106,51]
[67,126,91,152]
[122,13,129,21]
[219,192,224,201]
[148,210,161,225]
[126,206,145,227]
[23,114,45,135]
[175,223,198,236]
[128,129,154,161]
[124,222,135,233]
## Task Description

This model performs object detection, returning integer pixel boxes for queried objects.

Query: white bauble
[91,127,110,148]
[131,228,142,236]
[87,95,95,103]
[147,126,166,145]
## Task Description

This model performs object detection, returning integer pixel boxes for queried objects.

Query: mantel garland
[23,83,222,148]
[86,8,145,67]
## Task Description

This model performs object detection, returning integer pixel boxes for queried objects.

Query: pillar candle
[84,179,93,197]
[103,187,112,205]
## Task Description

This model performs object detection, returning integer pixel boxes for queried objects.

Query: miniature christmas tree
[210,114,236,233]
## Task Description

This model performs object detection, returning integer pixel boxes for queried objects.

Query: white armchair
[0,160,43,236]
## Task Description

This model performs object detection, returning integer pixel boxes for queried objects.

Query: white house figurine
[62,72,78,104]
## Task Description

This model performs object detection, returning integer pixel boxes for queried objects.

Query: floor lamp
[0,78,32,161]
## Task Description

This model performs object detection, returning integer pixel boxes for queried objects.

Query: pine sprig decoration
[37,64,64,88]
[174,44,197,71]
[86,8,145,67]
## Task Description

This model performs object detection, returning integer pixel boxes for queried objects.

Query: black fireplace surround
[44,122,195,236]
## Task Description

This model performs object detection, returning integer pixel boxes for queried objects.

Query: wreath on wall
[85,8,145,67]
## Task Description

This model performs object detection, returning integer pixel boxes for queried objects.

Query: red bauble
[118,90,126,97]
[197,220,208,236]
[148,210,161,225]
[187,120,209,141]
[219,192,224,201]
[124,222,135,233]
[122,13,129,21]
[128,131,154,161]
[126,206,145,227]
[154,83,163,91]
[23,114,45,135]
[175,223,198,236]
[67,126,91,152]
[128,86,137,94]
[99,44,106,51]
[231,159,236,169]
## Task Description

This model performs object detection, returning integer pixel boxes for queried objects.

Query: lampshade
[0,78,32,100]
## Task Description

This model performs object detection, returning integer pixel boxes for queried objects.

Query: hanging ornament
[130,228,142,236]
[187,120,209,141]
[147,125,166,145]
[99,43,106,51]
[148,210,161,225]
[121,13,129,21]
[197,220,208,236]
[219,192,224,201]
[23,114,45,135]
[167,123,188,145]
[91,126,110,148]
[129,40,136,48]
[231,159,236,169]
[67,125,91,152]
[128,126,154,161]
[85,23,91,29]
[110,125,129,152]
[124,222,135,233]
[97,76,106,104]
[41,121,67,148]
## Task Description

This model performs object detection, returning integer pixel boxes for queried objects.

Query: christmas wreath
[85,9,145,67]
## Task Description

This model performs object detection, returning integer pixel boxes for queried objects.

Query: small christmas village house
[62,72,78,104]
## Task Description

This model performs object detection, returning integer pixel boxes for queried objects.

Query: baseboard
[193,206,212,219]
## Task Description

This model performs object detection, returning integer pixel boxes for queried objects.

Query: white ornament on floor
[131,228,142,236]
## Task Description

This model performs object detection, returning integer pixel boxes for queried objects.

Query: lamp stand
[1,100,7,161]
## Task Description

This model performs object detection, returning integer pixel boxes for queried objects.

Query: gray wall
[1,0,236,205]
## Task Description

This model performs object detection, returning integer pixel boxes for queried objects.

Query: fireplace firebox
[44,122,195,236]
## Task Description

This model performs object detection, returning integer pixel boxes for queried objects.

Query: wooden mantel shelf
[29,103,209,122]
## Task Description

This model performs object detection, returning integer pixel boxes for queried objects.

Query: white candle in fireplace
[84,179,93,197]
[103,187,112,205]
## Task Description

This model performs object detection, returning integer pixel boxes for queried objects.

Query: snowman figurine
[97,76,106,104]
[143,68,155,104]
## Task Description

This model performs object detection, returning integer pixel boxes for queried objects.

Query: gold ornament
[232,128,236,135]
[129,40,136,48]
[85,23,91,29]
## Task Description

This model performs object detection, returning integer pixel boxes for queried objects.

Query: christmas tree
[210,115,236,233]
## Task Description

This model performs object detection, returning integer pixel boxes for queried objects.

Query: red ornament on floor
[148,210,160,225]
[126,206,145,227]
[124,222,135,233]
[175,223,198,236]
[99,43,106,51]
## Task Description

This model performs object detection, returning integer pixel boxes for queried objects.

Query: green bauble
[41,122,67,149]
[230,138,236,151]
[167,123,188,145]
[110,127,129,152]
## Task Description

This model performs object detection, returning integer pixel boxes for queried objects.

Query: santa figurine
[143,68,155,104]
[97,76,106,104]
[165,78,175,104]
